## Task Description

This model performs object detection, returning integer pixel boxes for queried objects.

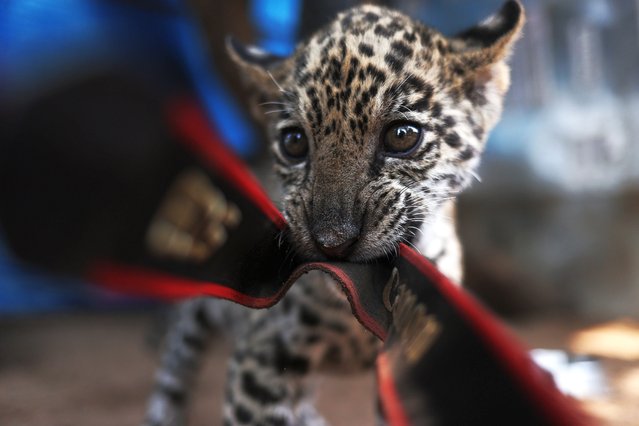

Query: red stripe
[168,99,286,229]
[302,262,388,340]
[399,244,591,426]
[89,262,286,308]
[377,353,411,426]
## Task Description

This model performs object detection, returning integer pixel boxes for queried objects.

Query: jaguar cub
[145,2,524,425]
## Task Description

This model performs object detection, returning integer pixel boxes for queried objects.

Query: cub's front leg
[222,273,380,426]
[144,299,218,426]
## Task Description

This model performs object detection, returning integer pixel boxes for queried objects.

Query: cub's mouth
[288,209,424,263]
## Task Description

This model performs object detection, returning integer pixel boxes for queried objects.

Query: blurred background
[1,0,639,424]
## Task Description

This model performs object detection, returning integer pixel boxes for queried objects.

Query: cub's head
[229,1,524,261]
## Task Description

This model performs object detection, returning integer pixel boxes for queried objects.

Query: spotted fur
[145,2,524,425]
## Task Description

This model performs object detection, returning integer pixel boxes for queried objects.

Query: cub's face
[230,1,524,261]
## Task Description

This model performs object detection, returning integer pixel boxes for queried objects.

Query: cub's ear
[226,36,291,121]
[447,1,525,131]
[226,36,286,73]
[226,36,287,93]
[451,0,525,65]
[449,0,525,95]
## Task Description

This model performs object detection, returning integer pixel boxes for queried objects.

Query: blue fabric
[251,0,301,55]
[0,0,173,100]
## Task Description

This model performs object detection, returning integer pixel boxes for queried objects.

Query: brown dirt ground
[0,312,374,426]
[0,312,636,425]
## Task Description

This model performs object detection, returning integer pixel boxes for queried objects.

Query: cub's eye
[280,127,309,161]
[383,122,422,156]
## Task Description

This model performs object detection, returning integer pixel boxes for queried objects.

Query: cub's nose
[312,226,360,259]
